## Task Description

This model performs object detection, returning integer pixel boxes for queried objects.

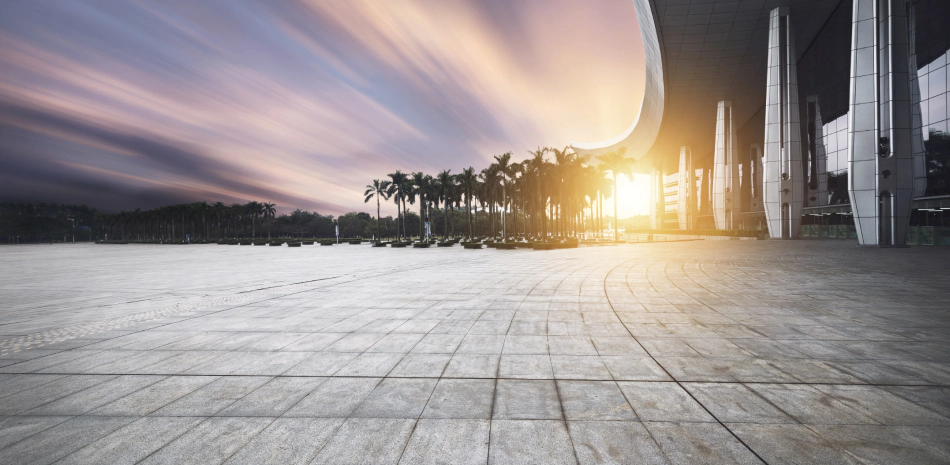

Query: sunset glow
[0,0,645,215]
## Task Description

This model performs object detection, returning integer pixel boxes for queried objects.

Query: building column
[848,0,916,246]
[713,101,741,229]
[764,7,804,239]
[677,146,695,230]
[749,144,763,212]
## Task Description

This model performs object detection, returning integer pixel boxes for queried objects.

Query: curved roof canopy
[572,0,841,173]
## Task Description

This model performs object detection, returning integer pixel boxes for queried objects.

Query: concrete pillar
[677,146,695,230]
[713,101,741,229]
[764,7,804,238]
[848,0,917,245]
[749,144,763,212]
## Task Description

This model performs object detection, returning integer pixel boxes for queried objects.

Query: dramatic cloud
[0,0,644,214]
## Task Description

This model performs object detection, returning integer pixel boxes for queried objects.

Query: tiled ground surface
[0,241,948,464]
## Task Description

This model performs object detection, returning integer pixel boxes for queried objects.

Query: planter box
[531,242,556,250]
[463,243,483,249]
[348,240,362,244]
[269,242,284,246]
[301,241,314,245]
[495,242,518,250]
[437,242,454,247]
[390,242,409,248]
[287,242,301,247]
[412,242,431,248]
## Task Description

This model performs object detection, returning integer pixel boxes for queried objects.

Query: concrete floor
[0,240,948,464]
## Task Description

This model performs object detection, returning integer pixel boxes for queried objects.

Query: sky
[0,0,648,217]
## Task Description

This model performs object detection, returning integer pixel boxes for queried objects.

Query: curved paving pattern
[0,241,948,464]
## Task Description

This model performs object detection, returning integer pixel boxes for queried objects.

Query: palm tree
[598,147,635,242]
[458,167,478,238]
[436,170,454,240]
[262,202,276,238]
[493,152,513,240]
[365,179,392,242]
[388,171,409,241]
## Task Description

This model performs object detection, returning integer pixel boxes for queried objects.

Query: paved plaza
[0,240,948,464]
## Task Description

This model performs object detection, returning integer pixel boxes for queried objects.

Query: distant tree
[364,179,392,241]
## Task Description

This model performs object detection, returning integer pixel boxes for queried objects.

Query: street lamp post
[68,217,75,243]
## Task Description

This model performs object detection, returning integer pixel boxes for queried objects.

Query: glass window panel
[920,99,930,126]
[929,95,946,125]
[930,65,947,97]
[918,71,929,100]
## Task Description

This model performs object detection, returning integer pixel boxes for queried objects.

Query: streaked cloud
[0,0,643,214]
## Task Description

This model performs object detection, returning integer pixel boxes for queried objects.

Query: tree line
[365,146,635,242]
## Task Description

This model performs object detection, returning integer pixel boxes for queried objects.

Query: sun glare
[613,173,650,218]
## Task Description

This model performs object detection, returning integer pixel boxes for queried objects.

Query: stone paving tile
[0,416,73,450]
[57,417,205,465]
[1,242,949,463]
[0,416,135,465]
[351,377,438,418]
[488,419,576,465]
[90,376,216,416]
[618,381,714,422]
[644,421,762,464]
[223,418,344,465]
[421,379,495,419]
[216,376,325,417]
[152,376,272,416]
[284,377,380,418]
[399,419,490,465]
[137,417,272,465]
[492,379,562,420]
[309,418,416,465]
[567,421,669,465]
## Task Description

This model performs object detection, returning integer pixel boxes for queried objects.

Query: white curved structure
[571,0,664,172]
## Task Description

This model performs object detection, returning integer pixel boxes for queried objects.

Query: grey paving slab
[137,417,272,465]
[26,375,163,415]
[643,422,762,464]
[57,417,204,465]
[498,354,554,379]
[0,415,72,450]
[443,354,499,378]
[1,241,948,463]
[488,419,576,465]
[152,376,272,416]
[550,355,612,380]
[90,376,216,416]
[0,416,135,465]
[557,380,637,421]
[223,418,344,465]
[334,353,403,376]
[399,419,490,465]
[421,379,495,419]
[389,353,452,377]
[351,377,438,418]
[567,421,669,465]
[309,418,416,465]
[492,379,562,420]
[284,377,381,418]
[216,376,325,417]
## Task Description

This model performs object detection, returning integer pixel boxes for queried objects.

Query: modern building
[572,0,950,246]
